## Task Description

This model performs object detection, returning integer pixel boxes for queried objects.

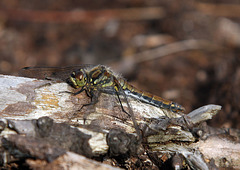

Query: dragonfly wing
[18,65,96,81]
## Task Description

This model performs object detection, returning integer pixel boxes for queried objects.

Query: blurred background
[0,0,239,128]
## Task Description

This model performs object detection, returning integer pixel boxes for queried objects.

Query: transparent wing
[18,64,96,81]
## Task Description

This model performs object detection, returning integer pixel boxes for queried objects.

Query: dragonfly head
[69,69,87,88]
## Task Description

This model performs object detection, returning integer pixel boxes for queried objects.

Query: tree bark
[0,74,239,169]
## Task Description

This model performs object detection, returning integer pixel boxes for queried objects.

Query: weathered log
[0,74,239,169]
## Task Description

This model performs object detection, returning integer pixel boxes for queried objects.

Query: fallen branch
[0,74,239,169]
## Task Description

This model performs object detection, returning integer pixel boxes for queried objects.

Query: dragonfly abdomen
[118,79,185,113]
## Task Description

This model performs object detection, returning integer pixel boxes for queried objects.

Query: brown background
[0,0,239,128]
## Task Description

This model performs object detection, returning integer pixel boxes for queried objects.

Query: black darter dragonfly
[20,64,185,114]
[20,64,185,140]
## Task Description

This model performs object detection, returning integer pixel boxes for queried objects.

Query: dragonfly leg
[115,91,131,117]
[79,96,98,111]
[79,90,100,124]
[73,88,85,96]
[59,91,74,94]
[75,88,100,122]
[58,87,85,96]
[59,87,86,95]
[114,86,142,142]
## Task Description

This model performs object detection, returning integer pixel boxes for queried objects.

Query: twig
[134,39,221,63]
[114,39,223,74]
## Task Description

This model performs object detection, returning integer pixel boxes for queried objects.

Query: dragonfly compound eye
[75,72,83,81]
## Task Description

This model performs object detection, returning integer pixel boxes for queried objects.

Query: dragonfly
[20,64,185,140]
[19,64,185,114]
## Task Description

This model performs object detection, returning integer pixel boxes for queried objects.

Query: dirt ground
[0,0,239,129]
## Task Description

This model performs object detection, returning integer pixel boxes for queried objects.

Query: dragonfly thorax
[69,65,117,91]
